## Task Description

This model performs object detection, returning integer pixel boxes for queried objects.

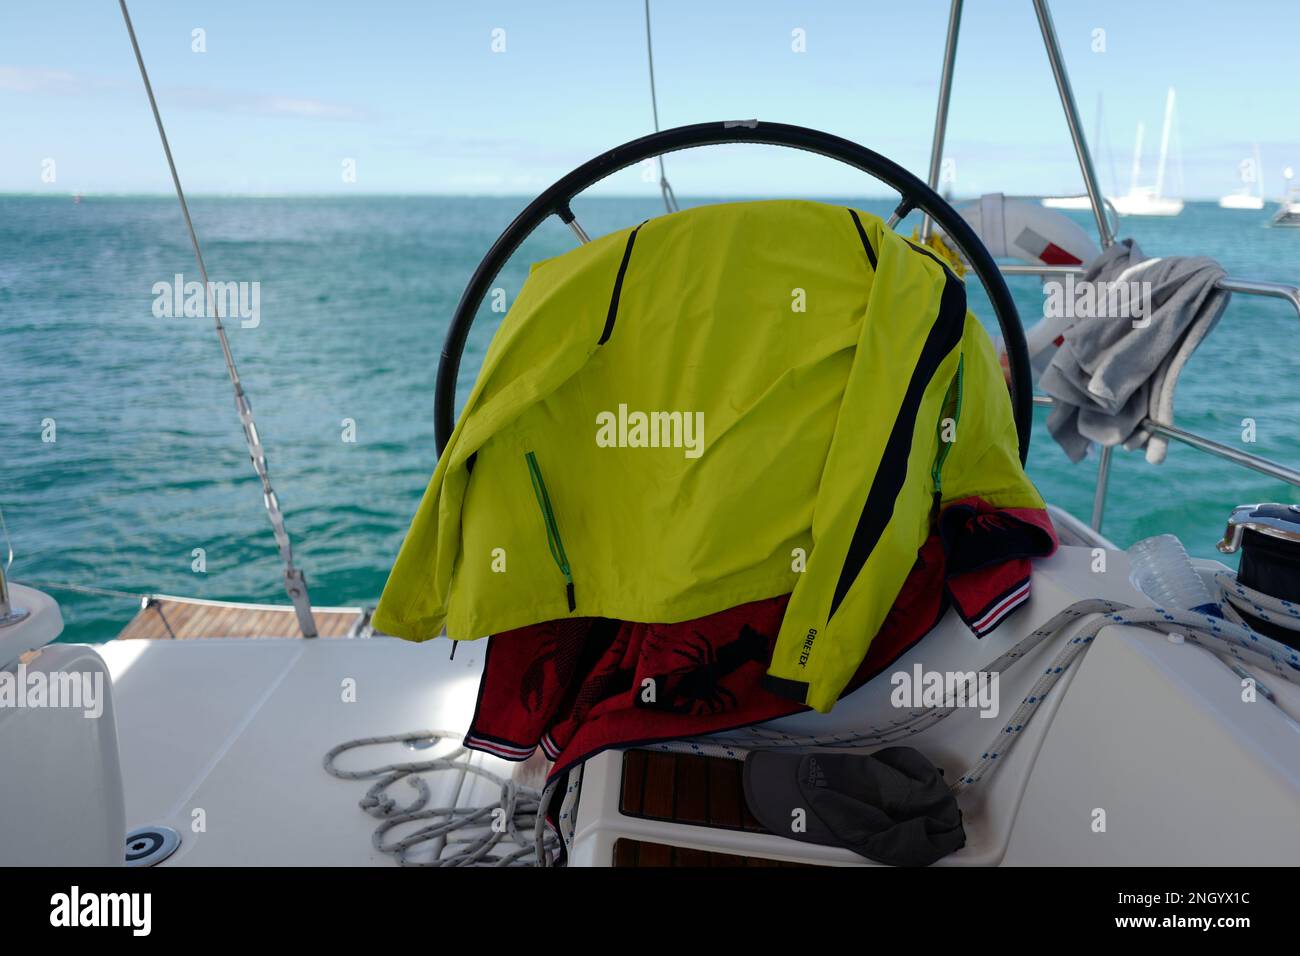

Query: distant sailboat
[1039,195,1094,210]
[1110,87,1184,217]
[1271,167,1300,227]
[1219,145,1265,210]
[1042,89,1183,216]
[1042,92,1115,212]
[1039,195,1093,210]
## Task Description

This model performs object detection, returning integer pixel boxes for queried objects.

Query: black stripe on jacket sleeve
[598,224,644,345]
[826,265,966,620]
[761,674,810,705]
[847,209,878,270]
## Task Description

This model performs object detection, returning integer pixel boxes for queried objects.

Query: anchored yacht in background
[1042,88,1186,218]
[1272,167,1300,227]
[1219,145,1266,210]
[1108,88,1184,217]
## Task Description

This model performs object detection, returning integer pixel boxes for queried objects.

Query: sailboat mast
[1099,92,1119,198]
[1129,121,1145,194]
[1155,87,1176,200]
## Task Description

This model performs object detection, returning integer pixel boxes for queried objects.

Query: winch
[1218,503,1300,647]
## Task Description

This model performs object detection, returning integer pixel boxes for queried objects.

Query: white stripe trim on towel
[972,580,1031,634]
[464,734,535,761]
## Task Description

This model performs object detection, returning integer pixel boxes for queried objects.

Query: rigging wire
[116,0,318,637]
[644,0,679,214]
[11,581,148,601]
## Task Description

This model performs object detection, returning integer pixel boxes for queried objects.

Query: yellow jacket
[373,200,1044,712]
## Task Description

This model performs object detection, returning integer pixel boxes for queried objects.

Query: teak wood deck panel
[620,750,767,833]
[614,750,822,867]
[116,598,364,640]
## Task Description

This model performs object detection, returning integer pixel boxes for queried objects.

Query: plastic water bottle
[1127,534,1222,617]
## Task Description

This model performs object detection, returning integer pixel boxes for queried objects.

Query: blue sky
[2,1,1296,198]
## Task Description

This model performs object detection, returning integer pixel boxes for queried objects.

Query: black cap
[742,747,965,866]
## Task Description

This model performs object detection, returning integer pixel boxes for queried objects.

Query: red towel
[465,497,1056,780]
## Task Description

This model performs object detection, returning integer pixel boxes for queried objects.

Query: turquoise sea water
[2,195,1298,643]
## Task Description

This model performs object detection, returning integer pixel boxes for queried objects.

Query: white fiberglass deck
[99,635,498,865]
[94,545,1300,867]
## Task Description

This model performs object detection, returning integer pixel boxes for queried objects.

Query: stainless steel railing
[1002,263,1300,316]
[926,0,1299,534]
[1018,272,1300,532]
[1031,395,1300,489]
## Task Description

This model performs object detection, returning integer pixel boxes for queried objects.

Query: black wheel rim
[435,120,1031,464]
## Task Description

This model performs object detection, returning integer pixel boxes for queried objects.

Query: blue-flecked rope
[653,580,1300,795]
[954,601,1298,789]
[651,598,1126,763]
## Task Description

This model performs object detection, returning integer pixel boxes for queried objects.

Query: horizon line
[0,191,1261,203]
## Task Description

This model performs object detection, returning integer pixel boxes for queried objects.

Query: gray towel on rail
[1040,238,1230,464]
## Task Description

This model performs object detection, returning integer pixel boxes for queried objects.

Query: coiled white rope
[532,765,584,868]
[323,731,558,866]
[1216,569,1300,631]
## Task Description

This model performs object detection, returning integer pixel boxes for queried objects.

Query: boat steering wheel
[435,120,1031,465]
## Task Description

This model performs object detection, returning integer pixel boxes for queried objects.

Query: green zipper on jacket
[525,451,576,612]
[931,353,965,509]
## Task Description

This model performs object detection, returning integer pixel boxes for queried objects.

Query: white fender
[955,192,1099,268]
[945,193,1101,381]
